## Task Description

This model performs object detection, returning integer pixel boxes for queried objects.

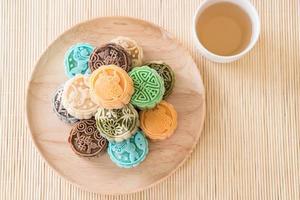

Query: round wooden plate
[26,17,205,194]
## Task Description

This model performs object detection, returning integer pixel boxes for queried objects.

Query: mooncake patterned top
[95,104,139,142]
[146,61,175,98]
[52,86,79,124]
[111,36,143,67]
[108,130,148,168]
[68,119,107,157]
[64,43,94,78]
[62,75,98,119]
[89,65,134,109]
[140,100,177,140]
[129,66,165,110]
[88,43,132,72]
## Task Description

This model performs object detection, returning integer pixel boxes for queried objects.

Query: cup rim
[193,0,261,61]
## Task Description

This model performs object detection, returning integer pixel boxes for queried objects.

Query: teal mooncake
[64,43,94,78]
[146,61,175,98]
[108,130,149,168]
[129,66,165,110]
[95,104,139,142]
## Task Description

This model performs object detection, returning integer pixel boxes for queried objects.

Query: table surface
[1,0,299,199]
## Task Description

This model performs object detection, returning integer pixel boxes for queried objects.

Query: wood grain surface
[1,0,300,199]
[26,16,205,194]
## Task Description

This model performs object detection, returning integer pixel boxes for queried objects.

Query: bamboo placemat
[1,0,299,199]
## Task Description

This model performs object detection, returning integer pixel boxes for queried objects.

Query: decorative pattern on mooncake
[95,104,139,142]
[111,36,143,67]
[68,119,107,157]
[140,100,177,140]
[62,75,98,119]
[89,65,134,109]
[52,86,79,124]
[146,61,175,98]
[64,43,94,78]
[88,43,132,72]
[129,66,165,110]
[108,130,148,168]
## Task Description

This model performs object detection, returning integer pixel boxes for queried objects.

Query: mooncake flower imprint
[95,104,139,142]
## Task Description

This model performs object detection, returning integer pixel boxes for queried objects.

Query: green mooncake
[146,61,175,98]
[129,66,165,110]
[95,104,139,142]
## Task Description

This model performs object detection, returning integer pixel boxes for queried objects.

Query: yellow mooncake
[140,100,177,140]
[89,65,134,109]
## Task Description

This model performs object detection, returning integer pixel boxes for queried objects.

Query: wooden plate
[26,17,205,194]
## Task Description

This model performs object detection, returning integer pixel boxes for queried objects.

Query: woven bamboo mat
[1,0,300,199]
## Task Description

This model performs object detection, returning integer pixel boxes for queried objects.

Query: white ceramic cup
[193,0,260,63]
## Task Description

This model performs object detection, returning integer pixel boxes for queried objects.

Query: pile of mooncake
[52,36,177,168]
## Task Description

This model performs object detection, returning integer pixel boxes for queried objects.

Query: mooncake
[52,86,79,124]
[129,66,165,110]
[64,43,94,78]
[140,100,177,140]
[146,61,175,98]
[68,119,107,157]
[89,65,134,109]
[88,43,132,72]
[111,36,143,67]
[62,74,98,119]
[108,130,148,168]
[95,104,139,142]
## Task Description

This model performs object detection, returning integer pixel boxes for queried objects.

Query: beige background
[1,0,299,199]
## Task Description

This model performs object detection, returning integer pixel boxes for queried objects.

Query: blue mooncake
[64,43,94,78]
[108,130,149,168]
